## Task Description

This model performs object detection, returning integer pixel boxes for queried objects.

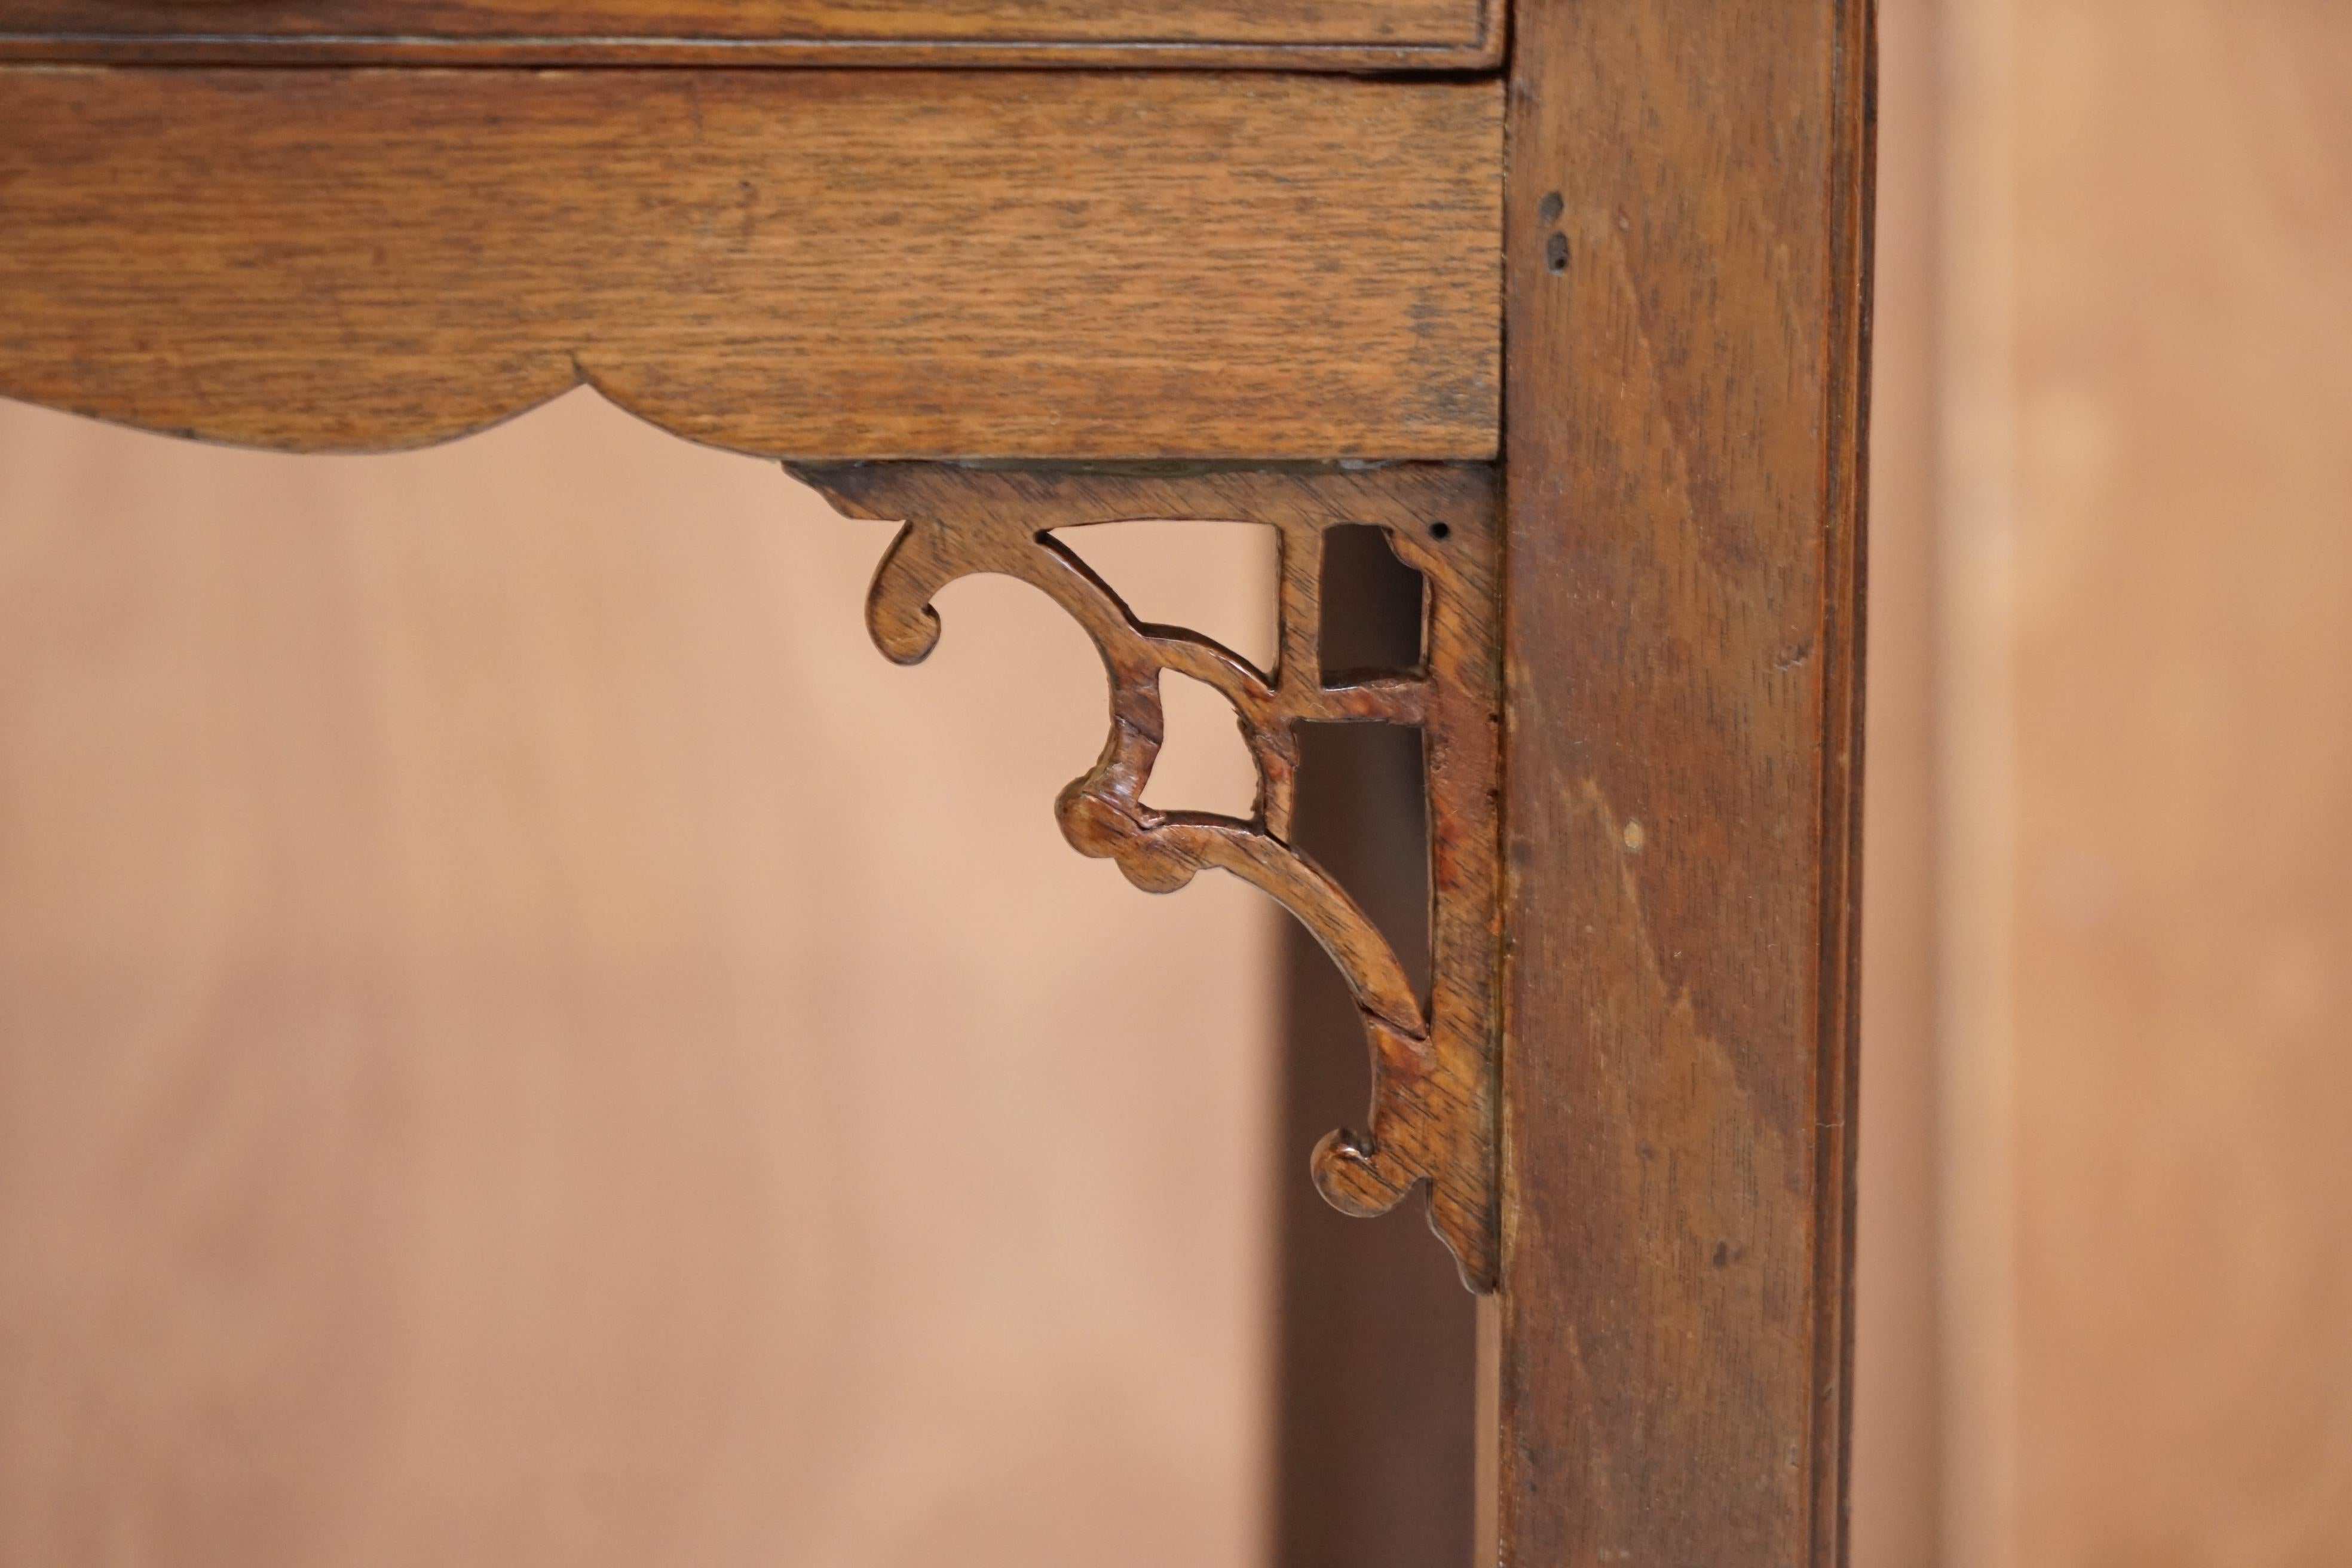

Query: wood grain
[1495,0,1873,1562]
[0,68,1500,462]
[1272,525,1480,1568]
[0,37,1500,70]
[0,0,1498,69]
[793,463,1505,1290]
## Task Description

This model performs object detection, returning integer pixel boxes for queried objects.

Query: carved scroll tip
[1431,1205,1500,1296]
[867,601,943,666]
[1446,1247,1498,1296]
[1055,787,1199,893]
[1309,1128,1411,1220]
[1312,1132,1497,1294]
[1114,855,1197,896]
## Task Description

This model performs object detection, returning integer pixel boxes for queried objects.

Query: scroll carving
[794,463,1502,1291]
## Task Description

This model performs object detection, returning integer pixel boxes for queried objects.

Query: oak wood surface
[0,37,1499,69]
[0,0,1497,69]
[791,463,1505,1290]
[1496,0,1872,1562]
[0,67,1501,463]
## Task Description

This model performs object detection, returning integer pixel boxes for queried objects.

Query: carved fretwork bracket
[791,462,1502,1292]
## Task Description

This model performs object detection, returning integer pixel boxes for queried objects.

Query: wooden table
[0,4,1873,1561]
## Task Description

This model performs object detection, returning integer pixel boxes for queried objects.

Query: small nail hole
[1546,232,1570,274]
[1428,521,1452,541]
[1537,191,1564,223]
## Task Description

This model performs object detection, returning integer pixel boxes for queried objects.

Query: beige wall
[1867,0,2352,1563]
[1849,0,1948,1561]
[0,392,1278,1568]
[1995,4,2352,1564]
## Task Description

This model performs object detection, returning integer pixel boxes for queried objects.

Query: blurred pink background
[0,393,1281,1567]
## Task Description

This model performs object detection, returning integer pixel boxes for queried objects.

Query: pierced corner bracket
[789,460,1503,1294]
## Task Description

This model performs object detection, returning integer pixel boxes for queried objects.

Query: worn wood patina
[796,463,1505,1291]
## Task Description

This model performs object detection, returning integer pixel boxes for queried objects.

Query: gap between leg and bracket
[792,461,1502,1293]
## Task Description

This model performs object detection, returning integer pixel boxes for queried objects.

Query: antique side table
[0,2,1873,1561]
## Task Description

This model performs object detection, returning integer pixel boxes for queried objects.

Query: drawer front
[0,0,1497,67]
[0,66,1502,461]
